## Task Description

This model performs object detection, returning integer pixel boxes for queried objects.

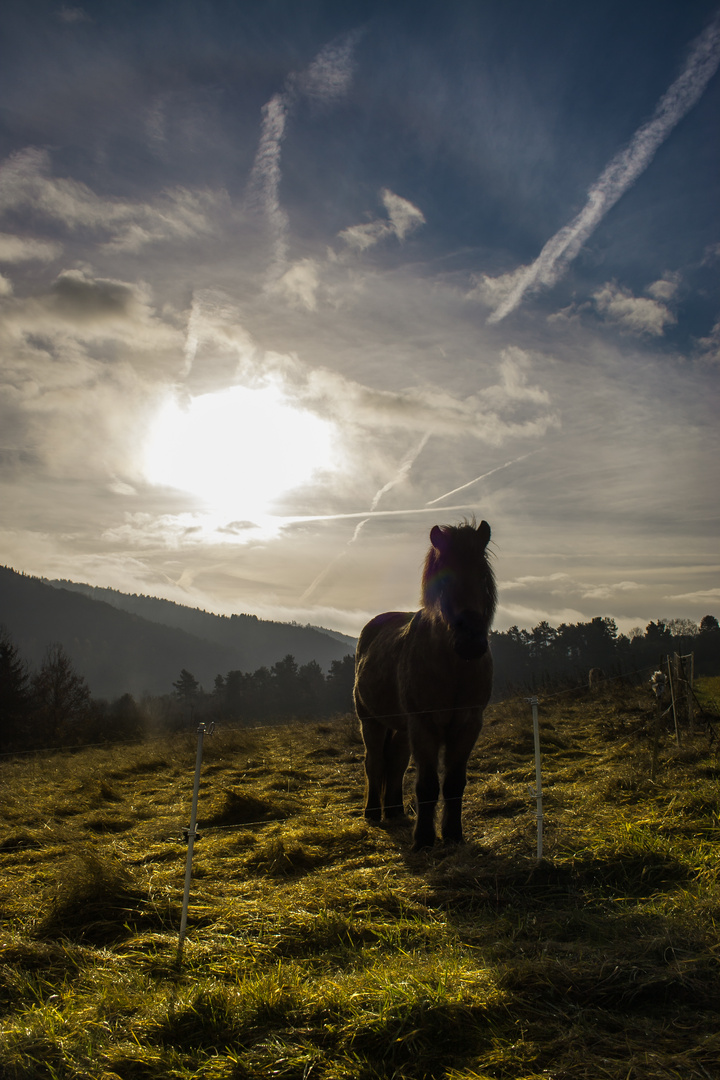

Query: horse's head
[422,519,496,660]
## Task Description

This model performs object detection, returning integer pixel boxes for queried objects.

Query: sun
[143,383,335,521]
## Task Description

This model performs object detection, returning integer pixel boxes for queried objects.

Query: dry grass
[0,687,718,1079]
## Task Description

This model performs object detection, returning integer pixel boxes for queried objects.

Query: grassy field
[0,679,718,1079]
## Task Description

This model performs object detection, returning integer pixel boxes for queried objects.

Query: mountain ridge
[0,567,355,700]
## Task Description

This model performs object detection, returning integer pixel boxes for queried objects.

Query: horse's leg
[360,717,386,821]
[441,712,484,845]
[381,726,410,818]
[409,716,442,850]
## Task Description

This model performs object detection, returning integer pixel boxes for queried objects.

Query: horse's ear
[477,520,491,546]
[430,525,446,551]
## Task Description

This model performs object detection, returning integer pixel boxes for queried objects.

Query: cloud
[591,281,676,336]
[57,6,90,23]
[696,318,720,364]
[1,269,181,349]
[668,587,720,602]
[0,275,12,297]
[181,288,260,378]
[502,572,641,604]
[646,271,681,301]
[0,269,183,482]
[271,259,320,312]
[163,287,557,449]
[338,188,426,251]
[0,233,62,263]
[476,10,720,322]
[295,346,557,446]
[0,148,228,252]
[295,30,362,104]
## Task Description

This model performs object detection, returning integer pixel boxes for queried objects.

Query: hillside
[0,567,354,701]
[44,578,357,656]
[0,682,717,1078]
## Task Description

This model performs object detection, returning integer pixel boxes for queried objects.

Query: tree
[172,669,201,723]
[297,660,325,715]
[0,628,33,749]
[271,654,300,715]
[325,654,356,713]
[529,621,557,657]
[33,643,92,743]
[699,615,719,634]
[173,669,200,703]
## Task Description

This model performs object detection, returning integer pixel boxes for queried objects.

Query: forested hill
[43,578,356,658]
[0,567,355,700]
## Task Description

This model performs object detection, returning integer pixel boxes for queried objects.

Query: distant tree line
[0,627,356,753]
[1,615,718,753]
[171,654,356,726]
[491,614,720,695]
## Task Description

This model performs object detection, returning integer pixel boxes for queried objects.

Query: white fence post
[177,721,213,962]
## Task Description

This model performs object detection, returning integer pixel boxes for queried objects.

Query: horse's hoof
[364,808,382,823]
[411,834,436,852]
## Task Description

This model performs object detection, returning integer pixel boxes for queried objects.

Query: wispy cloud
[338,188,425,251]
[0,148,227,252]
[696,318,720,364]
[247,31,361,280]
[0,233,62,263]
[473,10,720,322]
[591,281,677,336]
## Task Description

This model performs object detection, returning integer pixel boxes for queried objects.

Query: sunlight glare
[143,384,335,521]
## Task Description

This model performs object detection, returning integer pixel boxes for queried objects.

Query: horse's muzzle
[452,609,489,661]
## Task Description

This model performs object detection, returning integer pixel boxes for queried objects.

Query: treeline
[0,627,356,753]
[491,614,720,694]
[175,654,356,725]
[2,615,719,754]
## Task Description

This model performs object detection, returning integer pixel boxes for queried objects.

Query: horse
[353,519,496,851]
[588,667,606,692]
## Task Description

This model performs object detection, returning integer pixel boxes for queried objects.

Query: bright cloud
[271,259,321,311]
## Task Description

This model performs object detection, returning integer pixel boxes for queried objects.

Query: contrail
[299,432,429,603]
[370,432,431,510]
[290,503,480,526]
[425,450,537,506]
[486,10,720,323]
[246,31,361,279]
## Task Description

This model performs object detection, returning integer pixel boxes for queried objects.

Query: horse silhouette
[354,519,496,850]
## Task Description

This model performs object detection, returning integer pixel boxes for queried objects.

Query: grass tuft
[36,847,155,945]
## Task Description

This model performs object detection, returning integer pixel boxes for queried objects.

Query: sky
[0,0,718,640]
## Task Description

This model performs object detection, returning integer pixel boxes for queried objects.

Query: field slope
[0,683,718,1079]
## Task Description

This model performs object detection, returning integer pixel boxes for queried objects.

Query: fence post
[650,671,666,780]
[666,655,680,746]
[177,721,213,963]
[527,696,543,863]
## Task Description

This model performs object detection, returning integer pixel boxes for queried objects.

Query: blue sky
[0,0,718,637]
